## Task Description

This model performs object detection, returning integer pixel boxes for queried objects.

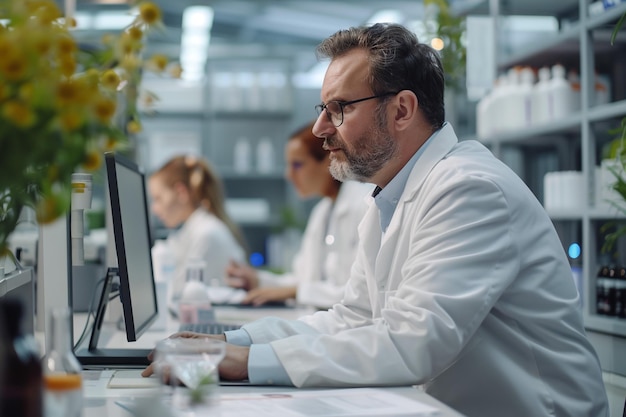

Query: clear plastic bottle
[0,298,43,417]
[179,260,213,325]
[42,307,83,417]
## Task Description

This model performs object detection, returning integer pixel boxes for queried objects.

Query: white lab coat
[258,181,373,308]
[157,208,246,304]
[242,124,609,417]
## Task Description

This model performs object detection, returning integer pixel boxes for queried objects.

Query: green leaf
[611,12,626,46]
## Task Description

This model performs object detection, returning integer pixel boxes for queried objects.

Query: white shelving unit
[137,57,307,265]
[463,0,626,377]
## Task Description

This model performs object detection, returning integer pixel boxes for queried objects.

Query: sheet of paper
[217,388,440,417]
[107,369,160,389]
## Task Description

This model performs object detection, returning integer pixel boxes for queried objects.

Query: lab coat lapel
[358,197,381,278]
[375,124,459,287]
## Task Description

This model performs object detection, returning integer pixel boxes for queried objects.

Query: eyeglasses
[315,92,399,127]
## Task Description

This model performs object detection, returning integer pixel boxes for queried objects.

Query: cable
[73,275,106,350]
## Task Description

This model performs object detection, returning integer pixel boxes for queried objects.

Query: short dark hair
[316,23,445,130]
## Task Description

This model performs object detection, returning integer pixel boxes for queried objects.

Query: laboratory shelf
[477,115,581,146]
[463,0,626,346]
[588,99,626,123]
[454,0,578,17]
[584,315,626,336]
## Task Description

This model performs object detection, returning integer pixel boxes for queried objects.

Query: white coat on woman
[240,123,608,417]
[257,180,373,309]
[156,207,246,306]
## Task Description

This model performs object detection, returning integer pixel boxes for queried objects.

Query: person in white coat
[143,24,609,417]
[226,122,372,308]
[148,155,247,309]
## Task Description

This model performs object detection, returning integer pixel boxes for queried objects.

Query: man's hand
[141,332,227,377]
[225,260,260,291]
[219,344,250,381]
[242,286,296,306]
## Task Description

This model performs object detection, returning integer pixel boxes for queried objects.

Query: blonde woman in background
[226,122,373,309]
[148,155,248,309]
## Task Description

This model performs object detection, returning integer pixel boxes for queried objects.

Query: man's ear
[392,90,419,132]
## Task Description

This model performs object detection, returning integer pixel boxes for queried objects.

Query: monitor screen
[105,152,158,342]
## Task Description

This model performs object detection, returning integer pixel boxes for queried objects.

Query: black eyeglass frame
[315,91,399,127]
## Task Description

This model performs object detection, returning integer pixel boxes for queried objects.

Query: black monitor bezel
[104,152,158,342]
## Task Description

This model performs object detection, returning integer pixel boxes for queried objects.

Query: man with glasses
[144,23,608,417]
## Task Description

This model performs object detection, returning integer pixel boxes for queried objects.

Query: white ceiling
[65,0,581,74]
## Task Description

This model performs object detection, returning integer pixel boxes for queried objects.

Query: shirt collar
[373,124,444,232]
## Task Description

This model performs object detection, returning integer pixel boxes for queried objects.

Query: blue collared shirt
[226,124,444,385]
[373,126,440,232]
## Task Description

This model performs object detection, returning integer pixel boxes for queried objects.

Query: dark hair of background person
[288,121,341,190]
[316,22,445,131]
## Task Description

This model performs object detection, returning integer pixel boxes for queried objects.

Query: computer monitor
[76,152,157,367]
[105,152,158,341]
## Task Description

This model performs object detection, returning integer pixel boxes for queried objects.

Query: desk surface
[83,370,463,417]
[74,305,464,416]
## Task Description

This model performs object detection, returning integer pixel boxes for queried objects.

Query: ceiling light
[183,6,214,31]
[366,9,404,25]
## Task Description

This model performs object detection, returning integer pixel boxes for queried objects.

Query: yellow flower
[101,69,121,90]
[56,35,77,56]
[0,0,167,251]
[93,96,117,123]
[18,83,34,102]
[119,33,139,55]
[58,56,77,77]
[30,0,62,25]
[0,52,28,81]
[56,80,81,105]
[146,54,168,72]
[2,101,36,128]
[120,54,142,72]
[138,2,162,25]
[168,63,183,79]
[82,150,103,172]
[36,194,65,224]
[127,26,143,42]
[59,111,84,132]
[103,136,119,151]
[127,119,142,134]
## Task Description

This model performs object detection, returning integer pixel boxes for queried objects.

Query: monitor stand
[75,267,151,368]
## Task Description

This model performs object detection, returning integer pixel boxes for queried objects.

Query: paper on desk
[107,369,160,389]
[218,388,439,417]
[207,286,247,304]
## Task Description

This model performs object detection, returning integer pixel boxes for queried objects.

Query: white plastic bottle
[547,64,573,121]
[256,137,275,174]
[496,68,520,133]
[178,260,213,325]
[594,72,611,106]
[233,137,251,174]
[488,74,508,134]
[531,67,551,126]
[568,70,581,112]
[516,67,535,129]
[476,88,493,139]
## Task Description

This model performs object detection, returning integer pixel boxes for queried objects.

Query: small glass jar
[42,307,83,417]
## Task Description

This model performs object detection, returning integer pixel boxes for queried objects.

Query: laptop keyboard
[178,322,241,334]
